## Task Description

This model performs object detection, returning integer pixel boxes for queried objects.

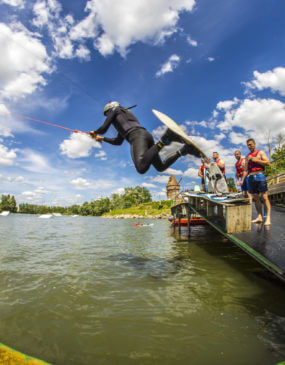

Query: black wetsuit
[94,106,180,174]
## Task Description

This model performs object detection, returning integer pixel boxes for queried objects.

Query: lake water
[0,214,284,365]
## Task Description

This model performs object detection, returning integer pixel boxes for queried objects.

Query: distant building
[166,175,180,200]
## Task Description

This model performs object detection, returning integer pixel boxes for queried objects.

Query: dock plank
[233,206,285,277]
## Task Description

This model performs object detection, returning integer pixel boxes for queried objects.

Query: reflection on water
[0,214,285,365]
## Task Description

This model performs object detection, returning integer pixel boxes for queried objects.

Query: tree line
[1,186,152,216]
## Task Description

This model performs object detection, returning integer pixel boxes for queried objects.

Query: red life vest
[216,159,225,174]
[235,158,244,178]
[247,150,264,173]
[200,165,205,174]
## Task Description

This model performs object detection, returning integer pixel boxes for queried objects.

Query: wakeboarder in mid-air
[89,101,200,174]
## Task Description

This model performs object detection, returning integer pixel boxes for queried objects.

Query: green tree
[1,194,17,212]
[226,177,237,193]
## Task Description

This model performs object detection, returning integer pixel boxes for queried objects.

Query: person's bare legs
[261,191,271,225]
[252,193,263,223]
[247,191,253,204]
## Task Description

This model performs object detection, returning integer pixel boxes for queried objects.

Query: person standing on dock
[234,150,252,203]
[198,158,207,191]
[89,101,201,174]
[241,138,271,225]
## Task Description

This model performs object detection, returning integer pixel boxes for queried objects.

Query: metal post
[178,213,181,235]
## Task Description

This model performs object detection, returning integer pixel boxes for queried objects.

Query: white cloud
[72,0,196,57]
[141,182,157,188]
[207,57,215,62]
[229,131,246,145]
[152,125,166,140]
[151,175,170,184]
[216,98,239,111]
[70,177,92,190]
[186,35,197,47]
[111,187,125,195]
[0,22,52,101]
[94,149,107,160]
[31,0,196,58]
[217,98,285,144]
[164,168,183,175]
[0,143,17,165]
[19,149,54,173]
[245,67,285,96]
[156,54,181,77]
[184,167,198,178]
[1,0,25,8]
[216,133,226,141]
[60,133,101,159]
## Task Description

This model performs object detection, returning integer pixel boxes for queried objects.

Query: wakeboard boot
[179,143,201,158]
[160,128,185,145]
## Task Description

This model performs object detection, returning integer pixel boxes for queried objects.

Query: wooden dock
[171,193,285,283]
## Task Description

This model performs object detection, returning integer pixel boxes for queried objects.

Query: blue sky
[0,0,285,205]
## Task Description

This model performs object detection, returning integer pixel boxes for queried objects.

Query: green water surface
[0,214,284,364]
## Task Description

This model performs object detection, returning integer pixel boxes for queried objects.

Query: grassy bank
[102,201,171,217]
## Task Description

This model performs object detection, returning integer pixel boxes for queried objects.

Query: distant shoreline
[102,214,169,219]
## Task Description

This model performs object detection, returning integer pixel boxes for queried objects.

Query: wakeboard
[152,109,209,160]
[207,163,228,194]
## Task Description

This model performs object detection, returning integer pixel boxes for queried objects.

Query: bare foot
[252,217,263,223]
[264,219,271,226]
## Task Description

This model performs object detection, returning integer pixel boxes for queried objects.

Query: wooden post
[187,205,191,237]
[217,205,223,217]
[178,214,181,235]
[206,201,215,217]
[225,204,252,233]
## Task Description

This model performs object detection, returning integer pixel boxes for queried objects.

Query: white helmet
[103,101,120,116]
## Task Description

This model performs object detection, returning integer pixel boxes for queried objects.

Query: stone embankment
[102,214,169,219]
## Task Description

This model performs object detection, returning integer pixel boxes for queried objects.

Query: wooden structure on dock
[171,192,285,283]
[267,172,285,204]
[171,193,251,234]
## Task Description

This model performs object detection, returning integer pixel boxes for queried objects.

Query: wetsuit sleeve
[103,133,124,145]
[94,109,116,135]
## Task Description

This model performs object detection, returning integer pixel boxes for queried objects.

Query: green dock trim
[0,342,51,364]
[188,204,285,282]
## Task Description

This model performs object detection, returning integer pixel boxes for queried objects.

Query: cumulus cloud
[73,0,195,56]
[0,22,52,101]
[31,0,196,58]
[0,143,17,166]
[156,54,181,77]
[217,98,285,144]
[207,57,215,62]
[245,67,285,96]
[59,133,101,158]
[70,177,92,190]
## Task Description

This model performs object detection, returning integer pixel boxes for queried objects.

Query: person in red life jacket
[234,150,251,202]
[89,101,201,174]
[240,138,271,225]
[198,158,207,191]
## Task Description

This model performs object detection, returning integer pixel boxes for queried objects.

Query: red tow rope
[1,112,90,135]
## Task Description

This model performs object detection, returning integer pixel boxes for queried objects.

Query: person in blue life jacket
[89,101,201,174]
